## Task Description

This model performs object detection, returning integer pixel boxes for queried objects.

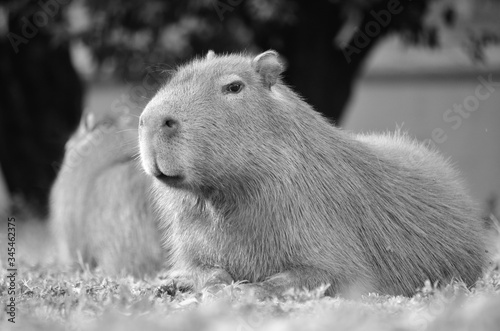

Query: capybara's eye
[224,82,244,94]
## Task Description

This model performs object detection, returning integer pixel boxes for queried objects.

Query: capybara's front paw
[200,268,234,294]
[203,268,234,287]
[202,283,228,295]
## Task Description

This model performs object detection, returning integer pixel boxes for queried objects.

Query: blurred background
[0,0,499,219]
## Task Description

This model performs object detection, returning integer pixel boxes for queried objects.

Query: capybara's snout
[140,107,180,140]
[139,105,184,183]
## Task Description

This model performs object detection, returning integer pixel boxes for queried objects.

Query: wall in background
[343,37,500,212]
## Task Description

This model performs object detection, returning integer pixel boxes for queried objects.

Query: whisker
[116,129,138,133]
[133,152,142,162]
[118,140,139,145]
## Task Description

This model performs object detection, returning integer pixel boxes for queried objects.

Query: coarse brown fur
[50,110,165,277]
[139,51,493,296]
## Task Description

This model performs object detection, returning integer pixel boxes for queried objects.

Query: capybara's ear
[252,50,284,89]
[206,50,216,60]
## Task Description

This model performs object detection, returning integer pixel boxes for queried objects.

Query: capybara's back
[342,131,491,294]
[139,50,492,296]
[51,111,165,277]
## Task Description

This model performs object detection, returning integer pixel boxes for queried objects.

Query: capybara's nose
[140,112,179,139]
[161,116,179,138]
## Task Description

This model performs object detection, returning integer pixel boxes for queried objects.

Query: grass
[1,212,499,331]
[0,264,499,331]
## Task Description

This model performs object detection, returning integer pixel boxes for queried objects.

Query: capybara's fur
[50,111,165,277]
[138,50,492,296]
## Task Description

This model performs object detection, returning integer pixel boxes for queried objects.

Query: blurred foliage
[71,0,431,79]
[74,0,500,79]
[1,0,500,80]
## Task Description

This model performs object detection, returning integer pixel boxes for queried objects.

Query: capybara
[138,50,491,296]
[50,110,165,277]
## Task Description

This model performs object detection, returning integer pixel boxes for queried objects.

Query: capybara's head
[139,51,299,192]
[58,109,140,177]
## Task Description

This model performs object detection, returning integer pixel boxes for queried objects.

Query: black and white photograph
[0,0,499,330]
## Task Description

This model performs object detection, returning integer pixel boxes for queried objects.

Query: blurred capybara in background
[139,50,492,296]
[50,110,166,277]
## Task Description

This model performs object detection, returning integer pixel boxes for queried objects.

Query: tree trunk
[251,0,419,124]
[0,6,83,215]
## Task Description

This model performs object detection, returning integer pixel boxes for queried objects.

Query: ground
[0,263,499,331]
[0,213,499,331]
